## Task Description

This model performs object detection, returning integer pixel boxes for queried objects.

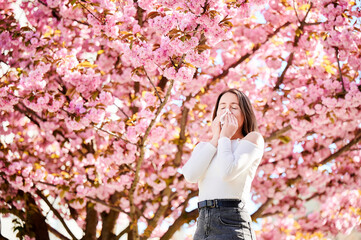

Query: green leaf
[147,11,160,19]
[60,190,66,199]
[278,135,291,144]
[20,26,33,32]
[296,28,303,37]
[66,87,76,97]
[91,90,99,100]
[28,95,35,102]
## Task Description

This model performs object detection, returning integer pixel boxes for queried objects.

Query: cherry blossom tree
[1,0,360,239]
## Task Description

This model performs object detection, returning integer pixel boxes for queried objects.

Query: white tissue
[220,108,231,127]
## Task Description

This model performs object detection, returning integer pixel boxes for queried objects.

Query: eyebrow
[220,102,238,105]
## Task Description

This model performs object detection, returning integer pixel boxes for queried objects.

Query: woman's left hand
[219,112,238,139]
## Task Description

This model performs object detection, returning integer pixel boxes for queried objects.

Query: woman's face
[217,92,244,130]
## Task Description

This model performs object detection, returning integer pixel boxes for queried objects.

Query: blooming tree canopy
[1,0,361,239]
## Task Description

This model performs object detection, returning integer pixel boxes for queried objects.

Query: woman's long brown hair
[212,88,259,137]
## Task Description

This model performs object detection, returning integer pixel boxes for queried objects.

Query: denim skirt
[193,200,256,240]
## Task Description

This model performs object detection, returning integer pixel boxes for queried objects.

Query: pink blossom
[1,0,360,238]
[97,54,116,72]
[143,92,157,106]
[163,67,177,80]
[149,15,175,35]
[175,67,196,83]
[98,91,114,105]
[138,0,155,11]
[126,126,138,143]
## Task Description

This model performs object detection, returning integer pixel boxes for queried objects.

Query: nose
[220,108,232,125]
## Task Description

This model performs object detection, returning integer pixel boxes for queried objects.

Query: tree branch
[142,134,195,238]
[334,46,346,93]
[259,211,282,219]
[274,52,294,90]
[317,129,361,166]
[174,105,190,166]
[264,125,292,142]
[192,21,292,99]
[83,196,125,213]
[81,202,97,240]
[77,1,104,24]
[304,21,326,26]
[13,104,43,128]
[292,0,301,23]
[37,181,126,216]
[90,122,135,146]
[114,102,130,119]
[23,192,50,240]
[139,60,193,237]
[99,192,122,240]
[37,0,61,20]
[116,225,130,240]
[254,129,361,219]
[128,79,175,239]
[47,223,71,240]
[35,190,77,240]
[91,123,122,139]
[144,68,163,104]
[302,2,313,22]
[156,189,198,239]
[141,188,172,239]
[274,2,314,90]
[160,209,198,240]
[251,197,273,221]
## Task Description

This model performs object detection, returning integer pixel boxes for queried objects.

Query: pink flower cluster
[148,15,176,35]
[19,63,50,91]
[164,66,196,83]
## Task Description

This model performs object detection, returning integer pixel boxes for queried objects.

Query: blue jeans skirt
[193,199,256,240]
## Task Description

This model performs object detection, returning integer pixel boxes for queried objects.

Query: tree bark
[24,192,50,240]
[99,192,122,240]
[82,202,98,240]
[160,209,198,240]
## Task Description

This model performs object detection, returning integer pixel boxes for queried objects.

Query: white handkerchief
[220,108,231,126]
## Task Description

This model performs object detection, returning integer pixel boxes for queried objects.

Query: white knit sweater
[182,136,264,210]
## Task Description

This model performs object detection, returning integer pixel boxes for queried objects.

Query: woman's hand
[219,111,238,139]
[211,114,222,139]
[209,114,222,148]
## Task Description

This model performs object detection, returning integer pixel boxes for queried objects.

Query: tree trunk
[82,202,98,240]
[24,192,50,240]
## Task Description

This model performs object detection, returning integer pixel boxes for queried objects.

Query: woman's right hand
[209,114,222,148]
[211,114,221,139]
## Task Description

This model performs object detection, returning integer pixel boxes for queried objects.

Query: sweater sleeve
[216,137,264,182]
[182,142,217,183]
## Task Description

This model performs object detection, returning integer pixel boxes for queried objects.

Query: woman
[182,88,264,240]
